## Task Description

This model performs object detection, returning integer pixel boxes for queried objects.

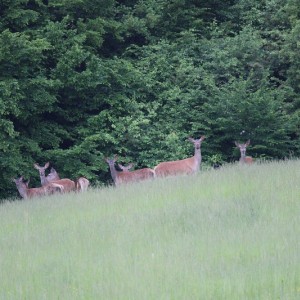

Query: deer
[34,162,90,192]
[34,163,76,193]
[235,140,253,164]
[13,176,64,199]
[154,136,205,177]
[105,155,155,186]
[34,162,60,186]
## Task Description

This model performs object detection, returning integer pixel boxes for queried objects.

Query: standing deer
[34,162,90,192]
[105,156,154,186]
[154,136,205,177]
[13,176,64,199]
[235,140,253,164]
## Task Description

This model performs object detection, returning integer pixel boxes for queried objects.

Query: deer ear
[45,162,50,168]
[118,163,125,170]
[128,163,134,170]
[246,139,251,146]
[188,137,194,142]
[114,155,118,161]
[34,163,40,169]
[200,136,205,141]
[234,141,239,147]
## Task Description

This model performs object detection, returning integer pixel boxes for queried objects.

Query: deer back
[13,176,63,199]
[50,179,76,193]
[76,177,90,192]
[125,168,154,181]
[115,171,138,185]
[154,157,197,177]
[116,162,154,184]
[24,187,47,199]
[27,184,63,198]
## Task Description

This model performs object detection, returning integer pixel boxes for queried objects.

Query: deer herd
[13,162,90,200]
[13,137,253,199]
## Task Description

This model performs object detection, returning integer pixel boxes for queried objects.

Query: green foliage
[0,0,299,199]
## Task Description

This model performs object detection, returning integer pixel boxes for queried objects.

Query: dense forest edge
[0,0,299,199]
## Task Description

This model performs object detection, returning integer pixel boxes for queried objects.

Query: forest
[0,0,299,199]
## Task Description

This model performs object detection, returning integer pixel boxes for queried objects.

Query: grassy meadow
[0,160,300,299]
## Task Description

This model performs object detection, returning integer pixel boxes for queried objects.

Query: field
[0,160,300,299]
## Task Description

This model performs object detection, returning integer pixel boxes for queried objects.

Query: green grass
[1,160,300,299]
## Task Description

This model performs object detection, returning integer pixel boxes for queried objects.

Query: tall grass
[0,160,300,299]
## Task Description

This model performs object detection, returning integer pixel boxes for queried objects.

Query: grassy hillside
[1,160,300,299]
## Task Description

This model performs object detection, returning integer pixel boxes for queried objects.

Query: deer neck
[16,184,28,199]
[41,178,49,186]
[193,147,202,169]
[240,151,246,163]
[39,173,48,186]
[108,164,118,184]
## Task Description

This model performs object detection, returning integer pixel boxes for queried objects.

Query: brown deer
[105,156,154,186]
[34,163,76,192]
[13,176,64,199]
[154,136,205,177]
[34,163,89,192]
[235,140,253,164]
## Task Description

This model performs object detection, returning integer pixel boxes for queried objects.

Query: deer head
[47,167,60,181]
[34,162,50,185]
[188,136,205,150]
[235,140,251,158]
